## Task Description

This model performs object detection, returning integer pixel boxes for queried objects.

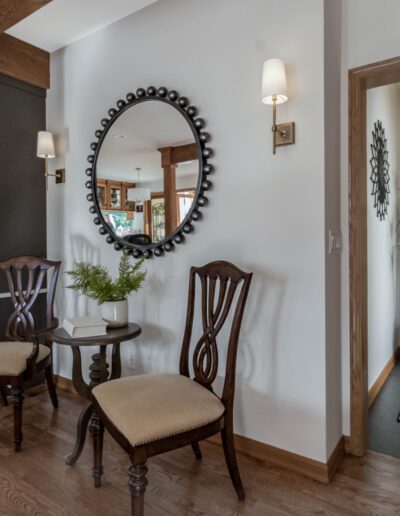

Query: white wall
[367,85,398,389]
[46,0,333,461]
[341,0,400,434]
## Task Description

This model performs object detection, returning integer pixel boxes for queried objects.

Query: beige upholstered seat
[0,342,51,376]
[93,374,225,447]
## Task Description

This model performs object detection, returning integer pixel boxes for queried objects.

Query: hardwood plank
[54,374,78,396]
[2,389,400,515]
[0,0,52,33]
[0,33,49,89]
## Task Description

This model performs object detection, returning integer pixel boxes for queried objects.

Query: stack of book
[63,316,108,338]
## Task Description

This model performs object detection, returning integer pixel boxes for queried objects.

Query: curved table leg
[66,403,93,466]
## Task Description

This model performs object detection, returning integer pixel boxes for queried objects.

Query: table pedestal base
[66,348,110,466]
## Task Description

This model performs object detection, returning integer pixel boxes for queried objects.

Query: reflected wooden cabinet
[96,180,107,210]
[108,181,122,210]
[96,180,135,211]
[122,183,136,211]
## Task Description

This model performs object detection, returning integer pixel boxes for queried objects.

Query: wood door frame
[349,56,400,456]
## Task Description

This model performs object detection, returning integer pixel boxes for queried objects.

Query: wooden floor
[1,389,400,516]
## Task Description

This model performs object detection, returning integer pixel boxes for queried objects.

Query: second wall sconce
[37,131,66,190]
[262,58,295,154]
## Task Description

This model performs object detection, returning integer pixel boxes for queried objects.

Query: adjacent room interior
[2,1,400,515]
[367,83,400,458]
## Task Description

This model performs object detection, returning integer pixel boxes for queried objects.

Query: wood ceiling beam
[0,33,49,89]
[158,143,198,165]
[0,0,52,32]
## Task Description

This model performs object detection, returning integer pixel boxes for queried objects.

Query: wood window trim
[348,55,400,457]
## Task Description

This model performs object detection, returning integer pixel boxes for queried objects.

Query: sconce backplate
[275,122,295,147]
[55,169,66,184]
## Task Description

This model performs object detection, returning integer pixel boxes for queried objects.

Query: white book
[63,316,108,338]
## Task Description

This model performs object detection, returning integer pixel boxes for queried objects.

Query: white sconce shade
[262,58,288,105]
[37,131,56,158]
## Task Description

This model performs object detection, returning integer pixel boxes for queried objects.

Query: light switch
[329,230,342,255]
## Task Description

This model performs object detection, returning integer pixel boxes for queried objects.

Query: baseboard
[53,374,345,483]
[326,436,345,482]
[53,374,77,395]
[368,346,400,408]
[207,433,345,484]
[344,434,351,454]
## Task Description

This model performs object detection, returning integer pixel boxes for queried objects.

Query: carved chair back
[0,256,61,342]
[179,261,252,412]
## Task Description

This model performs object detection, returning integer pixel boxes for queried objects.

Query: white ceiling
[6,0,158,53]
[97,100,199,185]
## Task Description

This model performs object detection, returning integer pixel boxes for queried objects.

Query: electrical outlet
[128,351,136,370]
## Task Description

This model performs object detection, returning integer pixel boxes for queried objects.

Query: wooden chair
[0,256,61,451]
[123,234,152,246]
[92,260,252,515]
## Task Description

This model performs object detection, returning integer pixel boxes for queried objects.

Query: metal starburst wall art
[370,120,390,221]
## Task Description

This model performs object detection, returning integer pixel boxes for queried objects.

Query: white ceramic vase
[101,299,129,328]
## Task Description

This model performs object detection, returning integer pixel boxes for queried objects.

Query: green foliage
[66,255,146,304]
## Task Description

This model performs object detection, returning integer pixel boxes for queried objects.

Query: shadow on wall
[202,265,288,442]
[121,322,176,377]
[68,233,101,317]
[238,266,286,396]
[122,266,188,375]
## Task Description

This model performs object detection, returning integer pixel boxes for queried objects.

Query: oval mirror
[87,88,213,258]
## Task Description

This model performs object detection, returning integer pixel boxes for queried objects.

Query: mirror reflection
[96,101,199,245]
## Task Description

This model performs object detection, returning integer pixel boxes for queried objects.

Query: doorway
[349,56,400,456]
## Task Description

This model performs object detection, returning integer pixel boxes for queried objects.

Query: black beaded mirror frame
[86,86,214,259]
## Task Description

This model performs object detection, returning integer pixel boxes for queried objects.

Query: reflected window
[151,198,165,243]
[177,190,195,224]
[102,211,134,238]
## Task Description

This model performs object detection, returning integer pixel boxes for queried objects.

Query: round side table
[52,323,142,466]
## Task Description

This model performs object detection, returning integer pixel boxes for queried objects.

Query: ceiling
[6,0,158,53]
[97,101,198,185]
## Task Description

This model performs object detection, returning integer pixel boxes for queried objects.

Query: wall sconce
[37,131,65,189]
[262,58,295,154]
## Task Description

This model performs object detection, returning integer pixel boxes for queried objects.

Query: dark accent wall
[0,74,47,337]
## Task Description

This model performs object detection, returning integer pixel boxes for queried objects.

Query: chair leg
[1,386,8,406]
[92,413,105,488]
[45,364,59,409]
[128,463,148,516]
[10,385,23,452]
[221,424,245,501]
[191,442,202,460]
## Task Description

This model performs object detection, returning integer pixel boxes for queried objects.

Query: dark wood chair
[123,234,152,246]
[92,260,252,516]
[0,256,61,451]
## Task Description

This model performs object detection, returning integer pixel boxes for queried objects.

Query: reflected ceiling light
[128,168,151,203]
[113,133,126,139]
[262,58,295,154]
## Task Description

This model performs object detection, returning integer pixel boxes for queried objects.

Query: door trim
[349,56,400,456]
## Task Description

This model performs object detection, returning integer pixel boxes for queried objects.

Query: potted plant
[66,255,146,328]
